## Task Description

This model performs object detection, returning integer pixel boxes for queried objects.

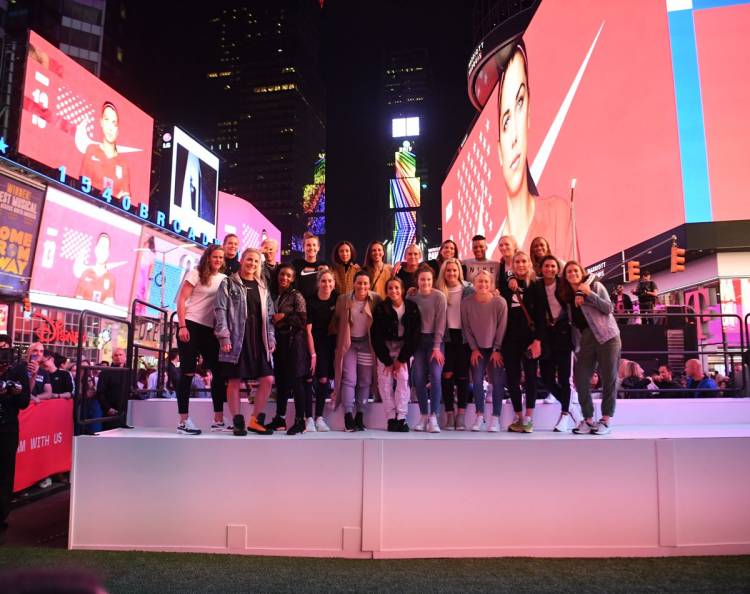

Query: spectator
[619,361,657,398]
[166,348,181,395]
[590,370,602,391]
[95,348,131,428]
[728,362,749,397]
[42,350,73,400]
[22,343,52,402]
[612,284,633,325]
[684,358,719,398]
[634,270,658,325]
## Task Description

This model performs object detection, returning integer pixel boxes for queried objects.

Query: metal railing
[130,299,171,399]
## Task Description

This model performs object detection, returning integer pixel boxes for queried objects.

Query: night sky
[125,1,477,251]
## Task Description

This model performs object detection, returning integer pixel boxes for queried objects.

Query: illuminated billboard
[30,186,141,318]
[19,31,154,206]
[441,0,750,265]
[389,141,420,209]
[216,191,282,253]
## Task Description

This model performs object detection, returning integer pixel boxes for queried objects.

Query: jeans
[340,337,373,414]
[411,333,444,415]
[471,348,507,417]
[377,340,410,419]
[574,329,621,419]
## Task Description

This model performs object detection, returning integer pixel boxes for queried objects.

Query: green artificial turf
[0,549,748,593]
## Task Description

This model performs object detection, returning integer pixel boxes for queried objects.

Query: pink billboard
[30,186,142,317]
[216,191,281,256]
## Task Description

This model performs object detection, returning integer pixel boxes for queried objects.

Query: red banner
[14,399,73,492]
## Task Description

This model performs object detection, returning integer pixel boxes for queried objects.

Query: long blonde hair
[436,258,465,297]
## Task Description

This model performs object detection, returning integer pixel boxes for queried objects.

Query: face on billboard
[216,191,281,256]
[19,31,154,206]
[442,0,750,265]
[29,186,141,317]
[166,127,219,240]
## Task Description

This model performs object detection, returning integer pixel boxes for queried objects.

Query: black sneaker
[354,412,366,431]
[286,418,305,435]
[256,412,266,426]
[233,414,247,436]
[265,415,287,432]
[387,418,397,432]
[344,412,355,432]
[397,418,410,432]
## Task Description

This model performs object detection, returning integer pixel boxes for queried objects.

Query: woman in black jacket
[531,254,575,432]
[268,263,313,435]
[371,277,421,432]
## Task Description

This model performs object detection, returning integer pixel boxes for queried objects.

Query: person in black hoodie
[371,277,421,432]
[292,232,327,301]
[531,254,575,432]
[501,250,540,433]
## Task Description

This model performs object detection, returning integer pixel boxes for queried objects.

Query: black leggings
[176,319,225,415]
[502,340,538,413]
[539,348,572,413]
[442,329,470,411]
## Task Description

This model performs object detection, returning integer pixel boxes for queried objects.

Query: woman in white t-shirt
[175,244,227,435]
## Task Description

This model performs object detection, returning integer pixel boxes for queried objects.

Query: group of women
[173,231,621,437]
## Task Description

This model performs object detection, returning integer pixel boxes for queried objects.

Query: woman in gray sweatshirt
[406,264,447,432]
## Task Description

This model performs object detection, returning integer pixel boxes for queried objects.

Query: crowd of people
[169,231,629,437]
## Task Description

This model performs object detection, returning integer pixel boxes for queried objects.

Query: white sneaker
[455,412,466,431]
[553,413,573,433]
[315,416,330,432]
[543,394,556,404]
[572,420,597,434]
[177,417,202,435]
[471,415,485,432]
[592,420,612,435]
[444,412,455,430]
[305,417,316,433]
[428,414,441,433]
[488,416,501,432]
[210,419,232,432]
[414,415,428,432]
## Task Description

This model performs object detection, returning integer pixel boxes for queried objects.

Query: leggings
[502,339,538,413]
[539,347,572,413]
[442,329,470,411]
[176,319,225,415]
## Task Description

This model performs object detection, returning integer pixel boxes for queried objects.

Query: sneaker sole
[177,429,202,435]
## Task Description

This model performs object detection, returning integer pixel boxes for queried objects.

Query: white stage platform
[70,399,750,558]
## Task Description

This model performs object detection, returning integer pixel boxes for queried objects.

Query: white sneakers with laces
[427,414,441,433]
[471,415,486,432]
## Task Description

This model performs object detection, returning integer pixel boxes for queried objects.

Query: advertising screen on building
[156,127,218,241]
[216,191,281,255]
[19,31,154,206]
[131,228,202,314]
[442,0,750,265]
[0,172,45,298]
[30,186,141,318]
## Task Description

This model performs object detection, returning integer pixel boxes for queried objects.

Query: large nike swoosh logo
[486,21,605,258]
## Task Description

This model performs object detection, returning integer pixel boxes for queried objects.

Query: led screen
[30,186,141,317]
[441,0,750,265]
[19,31,154,206]
[216,191,281,255]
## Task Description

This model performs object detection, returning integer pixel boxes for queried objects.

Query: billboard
[155,127,218,241]
[30,186,141,317]
[131,228,202,313]
[19,31,154,206]
[0,173,45,298]
[442,0,750,265]
[216,191,281,255]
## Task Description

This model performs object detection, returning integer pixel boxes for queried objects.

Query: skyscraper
[203,1,325,254]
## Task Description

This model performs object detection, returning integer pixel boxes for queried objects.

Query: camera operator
[0,334,31,530]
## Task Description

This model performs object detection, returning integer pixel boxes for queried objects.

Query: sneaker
[354,412,366,431]
[256,412,266,426]
[387,418,398,432]
[344,412,355,432]
[553,413,573,433]
[265,415,286,432]
[428,414,441,433]
[508,417,524,433]
[445,412,455,431]
[573,420,597,434]
[38,477,52,489]
[455,412,466,431]
[247,415,273,435]
[233,414,248,436]
[397,418,410,432]
[488,416,501,433]
[315,416,330,432]
[287,418,306,435]
[592,420,612,435]
[210,419,231,432]
[177,417,202,436]
[543,394,556,404]
[305,417,316,433]
[471,415,485,432]
[414,415,428,432]
[522,417,534,433]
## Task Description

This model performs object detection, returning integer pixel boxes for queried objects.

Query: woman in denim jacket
[559,261,621,435]
[215,248,276,436]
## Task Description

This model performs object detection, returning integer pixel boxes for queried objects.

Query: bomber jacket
[371,298,422,366]
[214,273,276,365]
